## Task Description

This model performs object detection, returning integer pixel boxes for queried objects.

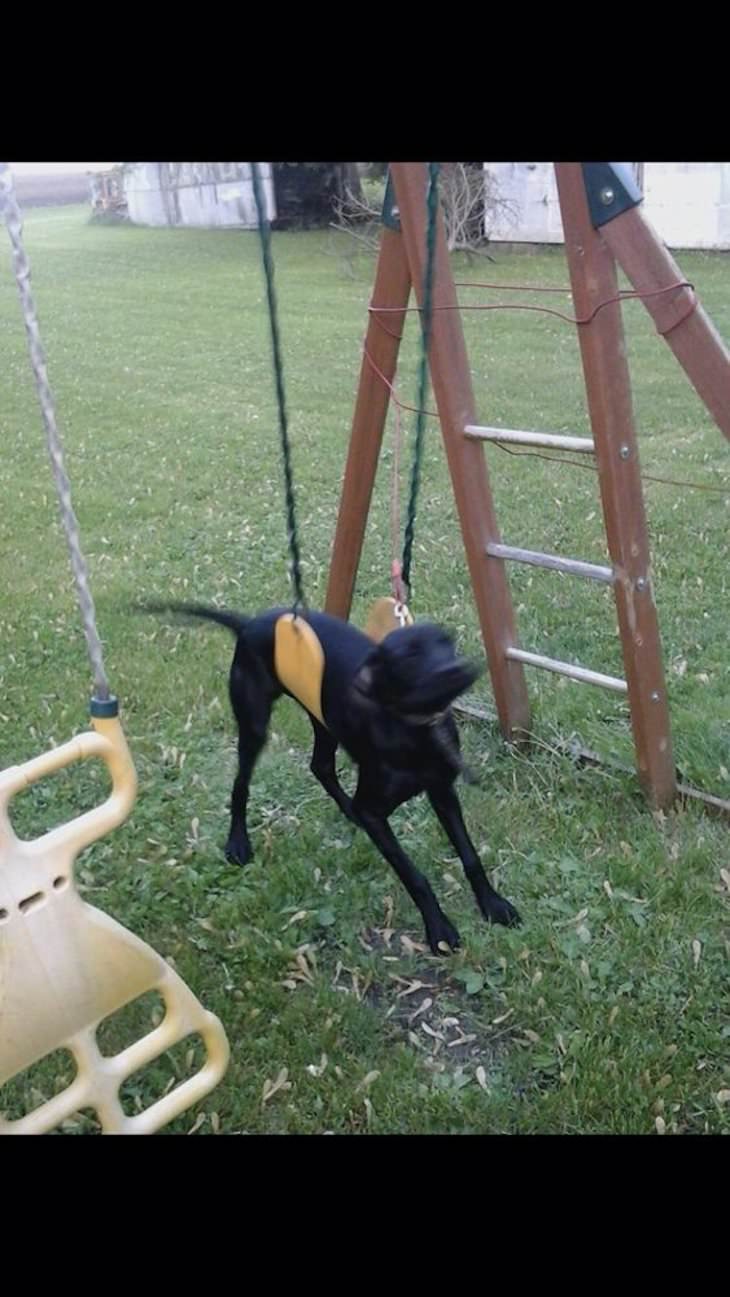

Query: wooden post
[325,227,411,619]
[391,163,531,742]
[555,163,676,809]
[599,203,730,444]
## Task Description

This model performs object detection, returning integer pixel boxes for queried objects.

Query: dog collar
[400,710,447,728]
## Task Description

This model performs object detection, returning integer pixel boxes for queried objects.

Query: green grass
[1,204,729,1134]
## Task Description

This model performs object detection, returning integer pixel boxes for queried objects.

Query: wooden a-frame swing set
[326,162,730,818]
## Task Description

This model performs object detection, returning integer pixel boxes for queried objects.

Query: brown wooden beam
[391,163,531,742]
[600,203,730,444]
[555,163,676,810]
[325,227,411,620]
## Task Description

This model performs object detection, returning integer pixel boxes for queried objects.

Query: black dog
[146,604,520,953]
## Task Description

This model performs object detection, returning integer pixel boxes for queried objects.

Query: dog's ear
[353,646,393,703]
[363,627,434,691]
[354,660,375,693]
[353,643,415,709]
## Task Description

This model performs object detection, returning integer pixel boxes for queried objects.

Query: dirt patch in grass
[318,923,519,1091]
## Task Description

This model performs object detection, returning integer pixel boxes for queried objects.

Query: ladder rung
[487,542,614,584]
[506,647,627,693]
[465,425,595,454]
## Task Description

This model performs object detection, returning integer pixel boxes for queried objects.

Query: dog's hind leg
[309,719,360,827]
[225,657,279,866]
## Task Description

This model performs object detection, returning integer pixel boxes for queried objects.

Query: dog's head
[356,623,481,720]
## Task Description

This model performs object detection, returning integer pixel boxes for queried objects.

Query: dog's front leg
[427,785,521,928]
[352,787,460,955]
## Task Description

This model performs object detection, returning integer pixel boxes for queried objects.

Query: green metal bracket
[581,163,643,228]
[382,170,401,231]
[90,695,119,718]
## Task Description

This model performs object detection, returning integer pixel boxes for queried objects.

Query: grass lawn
[1,204,729,1134]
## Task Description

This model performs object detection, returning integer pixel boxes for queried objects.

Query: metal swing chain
[400,162,441,596]
[249,162,306,612]
[1,162,111,702]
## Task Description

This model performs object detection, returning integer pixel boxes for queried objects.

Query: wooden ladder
[325,162,730,811]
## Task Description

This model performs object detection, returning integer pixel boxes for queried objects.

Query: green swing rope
[250,162,306,611]
[400,162,441,595]
[248,161,440,613]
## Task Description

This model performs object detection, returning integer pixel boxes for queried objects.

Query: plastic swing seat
[364,596,414,643]
[1,160,229,1135]
[0,705,229,1135]
[274,613,327,725]
[273,604,414,730]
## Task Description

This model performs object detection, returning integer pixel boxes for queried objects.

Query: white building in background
[485,163,730,251]
[122,163,276,229]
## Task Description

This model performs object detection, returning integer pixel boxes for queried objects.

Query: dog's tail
[139,601,250,637]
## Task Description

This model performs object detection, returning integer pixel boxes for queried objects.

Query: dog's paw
[426,912,461,955]
[481,894,521,928]
[224,835,253,867]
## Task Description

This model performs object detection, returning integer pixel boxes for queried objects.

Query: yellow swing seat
[0,710,229,1135]
[273,601,415,731]
[1,160,228,1136]
[274,612,327,725]
[364,595,414,643]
